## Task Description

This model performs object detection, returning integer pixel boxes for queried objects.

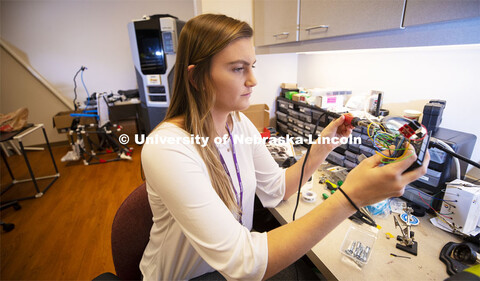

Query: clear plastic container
[339,224,378,268]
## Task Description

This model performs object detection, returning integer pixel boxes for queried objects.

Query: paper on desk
[430,217,480,236]
[430,217,453,232]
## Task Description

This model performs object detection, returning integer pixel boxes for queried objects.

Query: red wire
[417,192,452,220]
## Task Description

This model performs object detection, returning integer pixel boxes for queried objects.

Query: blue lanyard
[218,122,244,224]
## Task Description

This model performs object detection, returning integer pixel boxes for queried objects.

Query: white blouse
[140,113,286,280]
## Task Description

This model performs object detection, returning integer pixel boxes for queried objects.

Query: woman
[140,14,429,280]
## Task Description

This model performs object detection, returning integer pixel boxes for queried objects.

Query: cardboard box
[292,93,310,102]
[314,95,344,109]
[53,111,77,133]
[52,110,97,133]
[281,83,297,89]
[241,104,270,132]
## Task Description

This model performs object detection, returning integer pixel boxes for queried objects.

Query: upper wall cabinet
[299,0,405,41]
[403,0,480,27]
[254,0,298,46]
[253,0,480,49]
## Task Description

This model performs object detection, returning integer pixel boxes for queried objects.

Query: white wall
[297,44,480,177]
[0,0,194,106]
[199,0,253,26]
[0,0,194,144]
[251,53,298,120]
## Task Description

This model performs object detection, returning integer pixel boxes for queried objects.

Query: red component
[106,149,113,153]
[399,124,415,138]
[260,127,271,139]
[344,114,354,126]
[126,152,131,156]
[343,113,361,127]
[99,159,106,163]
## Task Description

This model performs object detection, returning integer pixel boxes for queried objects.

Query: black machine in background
[402,127,477,211]
[403,99,477,211]
[128,14,185,134]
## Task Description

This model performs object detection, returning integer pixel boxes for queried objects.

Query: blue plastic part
[70,113,99,118]
[400,213,419,225]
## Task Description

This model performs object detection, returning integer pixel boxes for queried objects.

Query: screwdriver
[390,253,411,259]
[325,180,337,191]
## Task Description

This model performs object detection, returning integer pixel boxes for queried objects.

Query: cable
[338,187,377,227]
[72,67,83,111]
[429,140,480,170]
[73,66,89,111]
[369,128,414,164]
[366,118,430,167]
[81,67,90,98]
[372,133,410,161]
[292,111,378,227]
[431,137,461,179]
[431,197,457,203]
[292,112,325,221]
[417,192,453,220]
[337,186,377,227]
[290,110,378,228]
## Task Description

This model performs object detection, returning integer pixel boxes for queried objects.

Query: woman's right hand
[340,144,430,208]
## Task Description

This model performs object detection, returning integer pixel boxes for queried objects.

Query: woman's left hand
[317,114,354,152]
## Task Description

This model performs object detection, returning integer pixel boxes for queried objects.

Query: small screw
[345,241,356,255]
[362,246,371,262]
[354,243,364,259]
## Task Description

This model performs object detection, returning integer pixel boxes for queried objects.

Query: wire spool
[378,109,389,117]
[302,190,317,203]
[403,110,422,121]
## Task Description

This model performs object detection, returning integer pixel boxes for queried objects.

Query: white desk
[269,171,460,281]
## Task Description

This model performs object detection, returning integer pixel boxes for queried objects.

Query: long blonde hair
[164,14,253,216]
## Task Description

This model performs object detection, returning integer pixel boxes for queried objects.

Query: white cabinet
[254,0,404,46]
[253,0,480,48]
[403,0,480,27]
[254,0,298,46]
[299,0,405,41]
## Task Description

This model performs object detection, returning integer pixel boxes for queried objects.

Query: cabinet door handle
[273,32,290,38]
[305,25,329,31]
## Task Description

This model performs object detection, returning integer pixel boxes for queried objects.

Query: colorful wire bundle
[366,121,428,164]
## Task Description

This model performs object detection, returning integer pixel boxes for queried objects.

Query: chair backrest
[111,182,153,280]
